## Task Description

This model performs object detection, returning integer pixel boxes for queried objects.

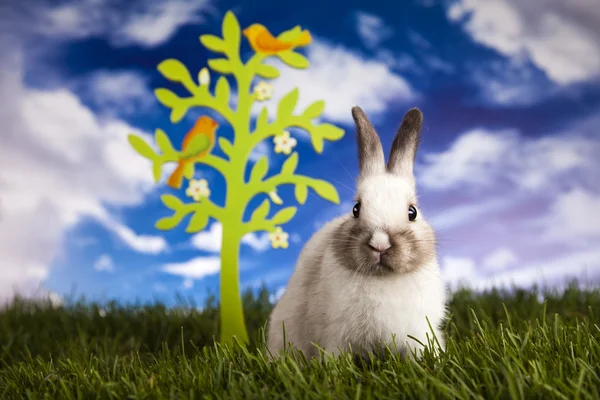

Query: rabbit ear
[352,106,385,177]
[387,108,423,177]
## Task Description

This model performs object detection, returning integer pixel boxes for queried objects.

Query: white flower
[268,227,289,249]
[254,81,274,101]
[268,189,283,205]
[198,67,210,86]
[273,130,297,155]
[185,179,211,201]
[98,308,107,318]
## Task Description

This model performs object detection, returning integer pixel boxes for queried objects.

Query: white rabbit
[267,106,448,360]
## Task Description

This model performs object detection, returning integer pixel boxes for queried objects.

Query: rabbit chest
[320,260,445,353]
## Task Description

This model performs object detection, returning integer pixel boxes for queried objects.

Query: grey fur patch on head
[387,107,423,177]
[352,106,385,177]
[331,215,437,277]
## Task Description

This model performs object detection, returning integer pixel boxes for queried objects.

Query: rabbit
[266,106,448,361]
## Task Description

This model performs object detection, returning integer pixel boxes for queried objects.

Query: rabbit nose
[368,242,391,253]
[368,231,391,253]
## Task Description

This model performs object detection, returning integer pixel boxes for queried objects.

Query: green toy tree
[127,11,345,346]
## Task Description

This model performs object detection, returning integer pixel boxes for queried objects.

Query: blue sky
[1,0,599,306]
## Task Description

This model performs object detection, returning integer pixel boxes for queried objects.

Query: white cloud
[241,232,271,252]
[419,128,599,192]
[259,39,416,125]
[248,141,271,163]
[476,248,600,290]
[101,216,168,254]
[467,58,551,106]
[481,248,518,272]
[407,31,432,50]
[448,0,600,85]
[183,278,194,289]
[419,128,517,190]
[355,12,393,49]
[94,254,115,273]
[191,221,272,253]
[269,286,286,304]
[441,256,478,290]
[162,256,220,279]
[429,197,515,231]
[441,248,600,291]
[375,51,421,74]
[191,222,223,253]
[81,70,153,115]
[423,55,454,74]
[542,188,600,241]
[119,1,209,48]
[0,40,157,301]
[34,0,210,48]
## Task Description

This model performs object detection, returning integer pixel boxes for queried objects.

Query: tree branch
[254,173,312,195]
[241,218,275,236]
[241,204,297,235]
[181,198,225,221]
[158,150,230,180]
[248,115,310,151]
[155,194,225,233]
[180,89,235,126]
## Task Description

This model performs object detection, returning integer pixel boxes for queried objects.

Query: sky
[0,0,599,307]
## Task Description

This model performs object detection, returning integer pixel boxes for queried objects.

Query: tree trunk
[219,225,249,346]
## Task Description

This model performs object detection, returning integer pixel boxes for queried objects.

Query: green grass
[1,283,599,399]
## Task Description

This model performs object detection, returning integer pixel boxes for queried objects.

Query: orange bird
[166,115,219,189]
[242,24,312,55]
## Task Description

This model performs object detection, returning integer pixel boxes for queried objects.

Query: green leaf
[161,194,183,210]
[208,59,233,75]
[318,123,345,141]
[277,88,299,119]
[277,51,309,69]
[310,179,340,204]
[128,134,156,160]
[250,199,270,222]
[155,214,182,230]
[222,11,241,55]
[255,64,280,79]
[219,137,233,156]
[256,108,269,131]
[270,207,297,225]
[152,160,162,183]
[303,101,325,119]
[181,135,211,159]
[294,184,308,205]
[186,212,209,233]
[170,107,188,123]
[277,26,303,42]
[215,77,231,104]
[199,34,226,53]
[155,129,175,154]
[249,156,269,183]
[311,135,324,154]
[154,89,179,108]
[157,59,193,83]
[281,152,298,175]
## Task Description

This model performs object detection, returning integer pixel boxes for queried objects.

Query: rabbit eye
[408,205,417,221]
[352,202,361,218]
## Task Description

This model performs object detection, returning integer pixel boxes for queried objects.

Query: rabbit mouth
[375,261,394,274]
